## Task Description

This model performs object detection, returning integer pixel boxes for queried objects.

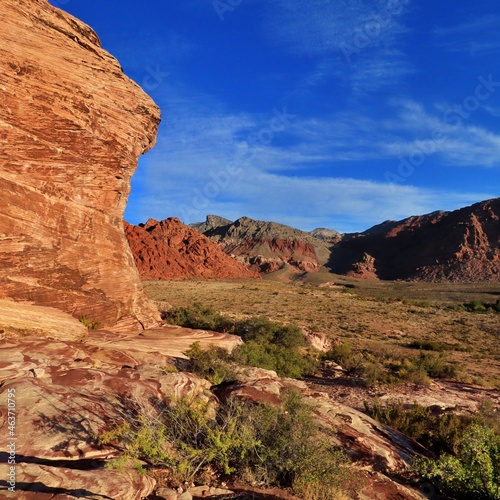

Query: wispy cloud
[126,94,495,232]
[433,15,500,54]
[381,100,500,167]
[260,0,413,94]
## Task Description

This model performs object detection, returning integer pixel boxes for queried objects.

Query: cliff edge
[0,0,161,330]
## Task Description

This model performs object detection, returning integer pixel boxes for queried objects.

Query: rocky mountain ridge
[330,198,500,281]
[191,216,333,273]
[192,198,499,281]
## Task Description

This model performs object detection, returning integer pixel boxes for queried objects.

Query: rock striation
[193,216,332,273]
[125,218,260,280]
[328,198,500,281]
[0,0,161,330]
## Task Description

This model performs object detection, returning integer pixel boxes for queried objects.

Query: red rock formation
[125,218,260,280]
[0,0,160,329]
[329,198,500,281]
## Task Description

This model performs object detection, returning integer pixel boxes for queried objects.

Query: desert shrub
[186,340,319,381]
[323,343,364,376]
[168,305,319,379]
[240,390,352,497]
[414,423,500,499]
[414,352,459,379]
[462,300,500,313]
[99,391,353,497]
[162,302,234,333]
[323,344,448,387]
[185,342,237,384]
[233,341,319,379]
[405,340,456,352]
[365,398,478,458]
[236,316,306,349]
[478,399,500,435]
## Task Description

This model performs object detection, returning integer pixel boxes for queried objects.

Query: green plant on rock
[185,342,237,385]
[414,423,500,500]
[98,391,354,497]
[79,315,99,330]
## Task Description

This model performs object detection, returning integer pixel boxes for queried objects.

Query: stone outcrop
[193,216,332,274]
[125,218,260,280]
[0,0,161,330]
[328,198,500,281]
[0,325,242,497]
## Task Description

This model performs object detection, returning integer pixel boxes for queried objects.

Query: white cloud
[381,100,500,167]
[260,0,413,95]
[126,96,495,232]
[433,16,500,54]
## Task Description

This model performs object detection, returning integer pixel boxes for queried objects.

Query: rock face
[125,218,260,280]
[0,327,236,499]
[329,198,500,281]
[193,216,332,274]
[0,0,161,330]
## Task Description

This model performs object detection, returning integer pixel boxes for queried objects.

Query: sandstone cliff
[329,198,500,281]
[125,218,260,280]
[0,0,161,329]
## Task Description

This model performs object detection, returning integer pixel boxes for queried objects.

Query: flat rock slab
[0,300,87,339]
[0,325,241,496]
[85,326,243,359]
[2,462,155,499]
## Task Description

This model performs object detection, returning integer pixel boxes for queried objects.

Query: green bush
[233,341,319,379]
[99,391,354,497]
[236,316,306,349]
[364,398,473,454]
[462,300,500,313]
[415,423,500,499]
[166,305,319,379]
[162,302,234,333]
[79,315,100,330]
[323,343,461,387]
[185,342,237,385]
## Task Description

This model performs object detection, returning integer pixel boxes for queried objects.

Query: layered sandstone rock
[0,0,160,329]
[125,218,260,280]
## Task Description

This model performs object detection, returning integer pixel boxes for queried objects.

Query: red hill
[125,218,260,280]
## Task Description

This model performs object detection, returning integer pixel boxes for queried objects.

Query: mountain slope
[125,218,260,280]
[193,216,332,273]
[328,198,500,281]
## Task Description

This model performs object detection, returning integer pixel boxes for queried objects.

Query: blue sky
[52,0,499,232]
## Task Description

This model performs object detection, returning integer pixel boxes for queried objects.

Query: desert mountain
[125,218,260,279]
[0,0,160,330]
[329,198,500,281]
[193,199,499,281]
[192,215,333,273]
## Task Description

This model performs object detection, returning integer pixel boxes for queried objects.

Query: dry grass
[143,276,500,389]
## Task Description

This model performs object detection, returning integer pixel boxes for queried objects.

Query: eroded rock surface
[0,326,243,498]
[125,218,260,280]
[0,0,160,329]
